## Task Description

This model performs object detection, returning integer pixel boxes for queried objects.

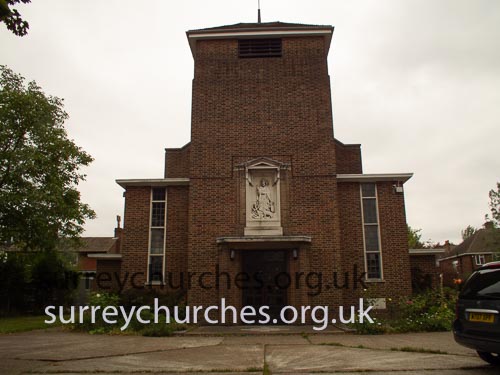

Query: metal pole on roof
[258,0,262,23]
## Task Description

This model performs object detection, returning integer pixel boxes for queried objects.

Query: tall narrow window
[361,183,383,280]
[148,187,166,283]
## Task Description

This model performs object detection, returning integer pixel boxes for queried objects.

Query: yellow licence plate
[469,313,495,323]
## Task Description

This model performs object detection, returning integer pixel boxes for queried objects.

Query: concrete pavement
[0,328,496,374]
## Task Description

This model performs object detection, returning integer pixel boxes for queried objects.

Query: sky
[1,0,499,245]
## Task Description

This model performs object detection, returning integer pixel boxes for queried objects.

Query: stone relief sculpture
[251,178,275,219]
[240,157,285,235]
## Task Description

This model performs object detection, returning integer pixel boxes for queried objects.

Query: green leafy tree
[0,250,28,312]
[461,225,478,241]
[0,249,78,313]
[0,0,30,36]
[408,225,424,248]
[30,250,79,309]
[486,182,500,227]
[0,66,95,251]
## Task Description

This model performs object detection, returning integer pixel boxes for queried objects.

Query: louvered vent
[238,39,282,58]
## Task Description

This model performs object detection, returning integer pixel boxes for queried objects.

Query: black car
[454,261,500,365]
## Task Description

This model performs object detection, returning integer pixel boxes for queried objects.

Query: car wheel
[477,351,500,365]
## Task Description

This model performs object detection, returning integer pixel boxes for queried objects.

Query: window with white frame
[474,254,486,266]
[148,187,166,283]
[361,183,383,280]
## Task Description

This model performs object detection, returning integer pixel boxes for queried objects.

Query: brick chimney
[444,240,451,252]
[114,215,123,253]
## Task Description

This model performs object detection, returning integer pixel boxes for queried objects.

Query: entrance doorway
[242,250,288,321]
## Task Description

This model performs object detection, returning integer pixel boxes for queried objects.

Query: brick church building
[97,21,413,318]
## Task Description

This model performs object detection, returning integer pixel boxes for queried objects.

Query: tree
[486,182,500,227]
[0,66,95,251]
[0,0,31,37]
[0,249,78,313]
[461,225,478,241]
[408,225,424,248]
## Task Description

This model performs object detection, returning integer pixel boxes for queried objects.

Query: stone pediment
[237,157,289,170]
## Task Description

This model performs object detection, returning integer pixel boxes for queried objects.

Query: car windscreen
[460,269,500,300]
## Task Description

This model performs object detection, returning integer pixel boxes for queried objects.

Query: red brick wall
[78,255,96,271]
[338,181,411,305]
[95,260,122,292]
[190,37,336,178]
[164,186,189,291]
[120,187,150,287]
[410,254,441,291]
[337,182,366,306]
[376,182,412,297]
[165,144,191,178]
[335,140,362,174]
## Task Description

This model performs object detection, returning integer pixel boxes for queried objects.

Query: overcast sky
[2,0,499,244]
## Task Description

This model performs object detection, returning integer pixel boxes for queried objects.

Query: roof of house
[77,237,118,254]
[1,237,118,254]
[440,227,500,259]
[188,21,333,34]
[409,248,445,255]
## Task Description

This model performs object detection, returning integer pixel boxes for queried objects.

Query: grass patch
[319,342,345,347]
[0,315,59,334]
[263,361,271,375]
[391,346,449,355]
[319,342,369,350]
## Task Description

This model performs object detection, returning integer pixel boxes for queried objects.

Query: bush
[141,321,187,337]
[0,251,29,314]
[74,291,187,336]
[0,250,78,315]
[30,250,79,309]
[390,290,456,333]
[349,316,388,335]
[348,289,458,334]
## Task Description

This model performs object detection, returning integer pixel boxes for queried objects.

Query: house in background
[439,222,500,287]
[74,218,122,303]
[409,245,447,293]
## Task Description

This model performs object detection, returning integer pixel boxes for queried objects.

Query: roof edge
[337,173,413,183]
[186,22,334,58]
[116,178,190,189]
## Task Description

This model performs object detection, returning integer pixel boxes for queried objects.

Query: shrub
[0,251,29,314]
[74,290,187,336]
[349,316,388,335]
[390,289,457,333]
[30,250,79,309]
[0,250,78,315]
[348,289,458,334]
[141,322,187,337]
